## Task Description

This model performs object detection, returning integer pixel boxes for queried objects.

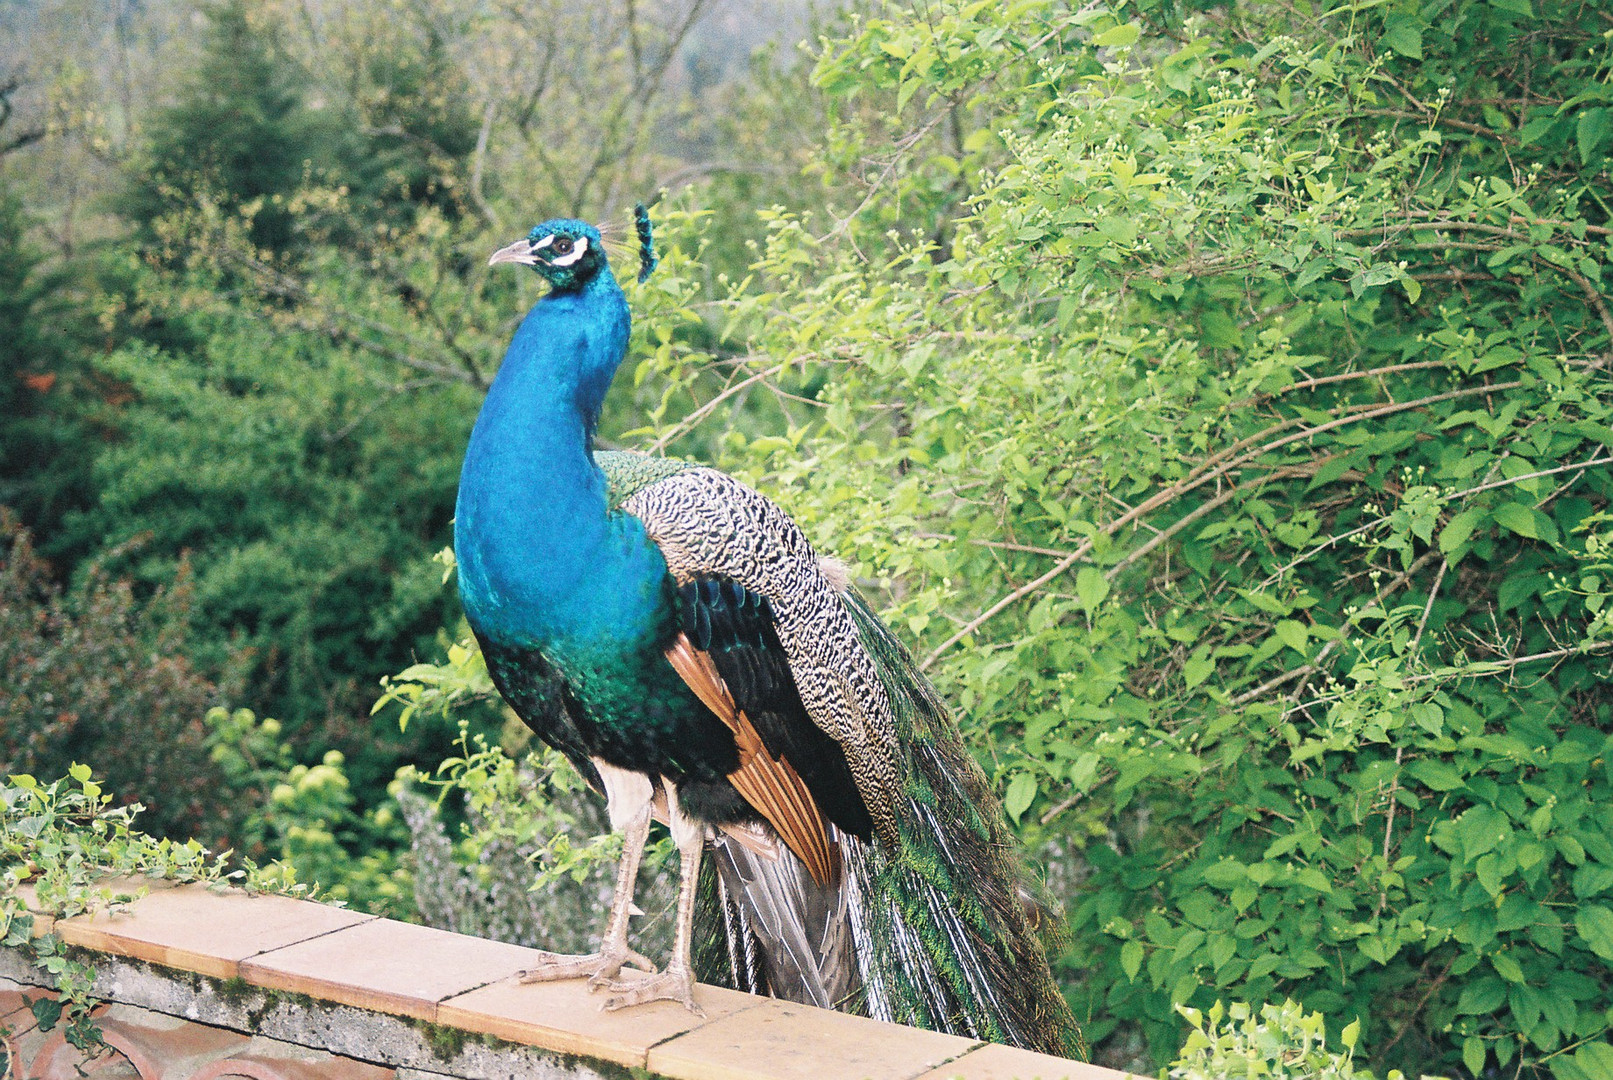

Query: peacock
[455,208,1083,1059]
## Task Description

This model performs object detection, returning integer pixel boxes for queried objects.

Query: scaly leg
[601,784,706,1016]
[520,778,657,985]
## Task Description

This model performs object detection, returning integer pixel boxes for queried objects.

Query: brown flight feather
[665,631,839,886]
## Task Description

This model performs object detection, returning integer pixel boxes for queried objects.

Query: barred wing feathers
[612,456,1082,1058]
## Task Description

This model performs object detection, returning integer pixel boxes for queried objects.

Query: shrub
[0,515,246,849]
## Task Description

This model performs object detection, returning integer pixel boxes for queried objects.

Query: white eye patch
[550,236,588,267]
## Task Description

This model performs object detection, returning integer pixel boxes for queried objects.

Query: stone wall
[2,879,1130,1080]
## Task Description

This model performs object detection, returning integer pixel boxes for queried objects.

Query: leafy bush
[0,186,99,550]
[380,649,679,954]
[0,515,247,848]
[1172,1000,1392,1080]
[614,1,1613,1074]
[203,706,412,915]
[55,275,476,790]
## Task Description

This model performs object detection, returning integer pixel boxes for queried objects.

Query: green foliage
[0,184,99,546]
[619,0,1613,1074]
[119,0,477,255]
[1,767,235,1051]
[377,661,676,954]
[56,257,477,786]
[1171,1000,1398,1080]
[377,649,636,897]
[0,515,249,848]
[204,707,412,915]
[119,0,343,254]
[8,0,1613,1071]
[409,728,629,897]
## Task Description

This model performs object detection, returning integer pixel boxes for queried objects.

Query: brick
[438,971,765,1069]
[239,918,539,1022]
[647,999,980,1080]
[913,1042,1139,1080]
[54,883,372,981]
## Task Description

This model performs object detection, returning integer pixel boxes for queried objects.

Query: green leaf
[1456,805,1510,860]
[1574,904,1613,961]
[1295,867,1332,893]
[1183,655,1215,689]
[1493,502,1539,539]
[1573,862,1613,899]
[1004,773,1037,823]
[1577,108,1610,167]
[1440,508,1484,556]
[1574,1044,1613,1077]
[1457,976,1506,1014]
[1492,950,1526,983]
[1092,23,1140,48]
[1341,1018,1360,1050]
[1407,759,1465,792]
[1488,0,1531,12]
[1120,939,1144,981]
[1276,620,1308,653]
[1203,859,1247,888]
[1463,1035,1486,1076]
[30,996,63,1031]
[1076,567,1110,612]
[1380,23,1422,58]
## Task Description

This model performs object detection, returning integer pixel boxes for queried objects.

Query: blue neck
[455,270,663,648]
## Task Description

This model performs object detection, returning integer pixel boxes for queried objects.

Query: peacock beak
[488,238,542,267]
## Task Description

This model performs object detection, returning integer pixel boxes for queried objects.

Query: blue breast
[454,271,668,659]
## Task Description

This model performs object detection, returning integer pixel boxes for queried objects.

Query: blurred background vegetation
[2,0,1611,1075]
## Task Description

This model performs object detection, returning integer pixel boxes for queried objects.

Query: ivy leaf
[30,996,63,1031]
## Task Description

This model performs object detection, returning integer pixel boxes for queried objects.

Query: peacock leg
[519,768,658,986]
[601,784,706,1015]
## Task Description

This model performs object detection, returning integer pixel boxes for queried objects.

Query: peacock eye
[551,236,574,256]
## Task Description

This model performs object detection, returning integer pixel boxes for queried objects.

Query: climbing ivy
[1,768,235,1052]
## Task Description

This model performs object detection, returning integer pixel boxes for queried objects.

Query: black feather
[676,576,874,841]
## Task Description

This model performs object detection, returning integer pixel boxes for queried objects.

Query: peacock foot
[517,946,657,987]
[601,967,705,1017]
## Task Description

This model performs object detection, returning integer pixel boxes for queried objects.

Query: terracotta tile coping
[21,878,1135,1080]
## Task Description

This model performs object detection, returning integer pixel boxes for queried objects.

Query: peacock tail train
[594,452,1082,1059]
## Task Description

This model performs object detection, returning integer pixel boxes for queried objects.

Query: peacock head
[487,219,607,292]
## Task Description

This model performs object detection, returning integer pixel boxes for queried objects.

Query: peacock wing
[615,464,903,848]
